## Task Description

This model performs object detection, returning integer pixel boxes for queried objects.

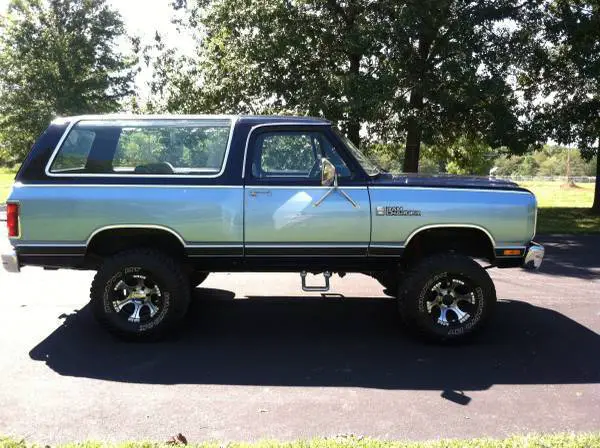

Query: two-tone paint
[4,114,540,272]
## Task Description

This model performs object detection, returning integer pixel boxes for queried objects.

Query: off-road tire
[398,253,496,343]
[90,249,191,341]
[190,271,210,289]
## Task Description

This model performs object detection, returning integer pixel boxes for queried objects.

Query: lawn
[520,181,595,208]
[1,434,600,448]
[0,168,16,204]
[520,181,600,234]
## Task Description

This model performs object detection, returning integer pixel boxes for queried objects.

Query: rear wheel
[90,249,190,341]
[398,253,496,343]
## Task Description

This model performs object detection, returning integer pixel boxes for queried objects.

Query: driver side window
[251,130,350,180]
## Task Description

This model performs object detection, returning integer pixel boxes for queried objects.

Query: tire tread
[397,253,496,343]
[90,248,190,341]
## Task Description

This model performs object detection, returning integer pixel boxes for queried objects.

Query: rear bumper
[1,248,20,273]
[522,242,544,270]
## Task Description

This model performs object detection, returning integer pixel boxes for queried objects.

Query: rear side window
[48,119,232,176]
[50,129,95,172]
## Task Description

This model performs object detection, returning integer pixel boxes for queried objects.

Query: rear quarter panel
[8,184,243,246]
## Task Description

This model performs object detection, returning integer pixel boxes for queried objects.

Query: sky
[0,0,178,40]
[106,0,196,95]
[106,0,178,41]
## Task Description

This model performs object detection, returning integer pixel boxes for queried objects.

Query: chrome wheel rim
[425,277,478,327]
[111,272,163,324]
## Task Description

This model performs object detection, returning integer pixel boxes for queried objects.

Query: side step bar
[301,271,331,292]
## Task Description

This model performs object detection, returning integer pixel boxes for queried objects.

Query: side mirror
[314,157,358,208]
[321,158,337,187]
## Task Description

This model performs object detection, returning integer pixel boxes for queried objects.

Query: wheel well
[403,227,495,266]
[86,228,186,260]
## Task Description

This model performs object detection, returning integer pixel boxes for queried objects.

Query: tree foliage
[0,0,136,164]
[493,145,597,176]
[150,0,537,173]
[519,0,600,211]
[370,0,538,172]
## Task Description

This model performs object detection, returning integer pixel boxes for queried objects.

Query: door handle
[249,189,272,197]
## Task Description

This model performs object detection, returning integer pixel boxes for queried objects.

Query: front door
[243,126,370,257]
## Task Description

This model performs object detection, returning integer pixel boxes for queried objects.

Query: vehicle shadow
[536,235,600,280]
[29,288,600,392]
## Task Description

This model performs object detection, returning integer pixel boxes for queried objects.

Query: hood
[371,172,528,192]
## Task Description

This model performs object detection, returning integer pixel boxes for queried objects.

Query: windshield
[334,129,381,177]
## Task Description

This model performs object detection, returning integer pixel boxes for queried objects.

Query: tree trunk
[346,53,361,148]
[403,33,431,173]
[403,88,423,173]
[347,119,360,148]
[592,149,600,214]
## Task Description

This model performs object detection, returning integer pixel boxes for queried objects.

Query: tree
[372,0,537,172]
[427,137,497,176]
[152,0,535,172]
[0,0,136,164]
[152,0,391,146]
[519,0,600,213]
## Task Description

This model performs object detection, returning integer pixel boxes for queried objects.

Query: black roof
[54,114,331,126]
[237,115,331,125]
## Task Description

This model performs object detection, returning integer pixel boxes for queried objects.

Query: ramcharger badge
[376,206,422,216]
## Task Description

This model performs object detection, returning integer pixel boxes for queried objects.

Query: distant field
[520,181,599,234]
[520,181,595,208]
[0,174,598,233]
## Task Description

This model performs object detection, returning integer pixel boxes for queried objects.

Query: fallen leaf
[166,433,188,445]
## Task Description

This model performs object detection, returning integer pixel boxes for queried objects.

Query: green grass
[521,181,600,234]
[520,181,595,208]
[1,435,600,448]
[0,169,16,203]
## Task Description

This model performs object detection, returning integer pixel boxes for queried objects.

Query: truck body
[2,115,544,342]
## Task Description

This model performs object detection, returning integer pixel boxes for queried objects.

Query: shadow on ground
[29,288,600,391]
[536,234,600,280]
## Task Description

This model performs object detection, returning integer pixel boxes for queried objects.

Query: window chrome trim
[403,224,497,248]
[45,116,238,179]
[241,122,331,180]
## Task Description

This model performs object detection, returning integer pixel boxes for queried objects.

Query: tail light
[7,203,19,238]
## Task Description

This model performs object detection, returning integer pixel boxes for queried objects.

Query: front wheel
[398,253,496,343]
[90,249,191,341]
